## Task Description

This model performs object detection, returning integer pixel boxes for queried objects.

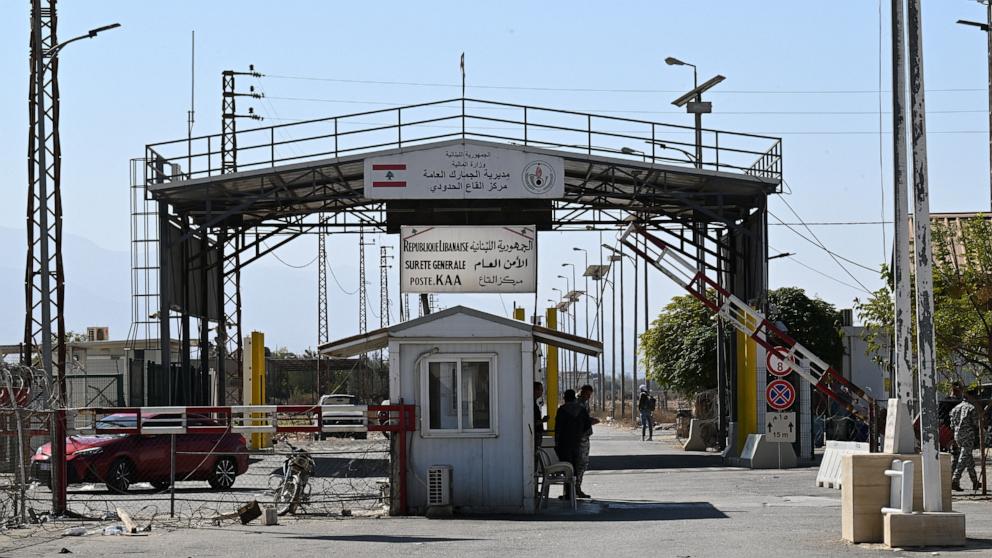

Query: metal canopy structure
[139,97,781,411]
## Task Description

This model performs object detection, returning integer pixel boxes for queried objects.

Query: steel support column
[158,202,173,406]
[180,219,192,405]
[215,231,227,406]
[198,232,210,406]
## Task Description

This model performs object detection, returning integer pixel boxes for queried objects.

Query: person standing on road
[554,389,590,499]
[950,390,982,492]
[638,388,656,441]
[575,384,600,499]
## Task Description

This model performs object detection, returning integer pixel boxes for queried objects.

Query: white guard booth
[319,305,601,514]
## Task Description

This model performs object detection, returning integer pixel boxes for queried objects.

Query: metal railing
[145,98,782,186]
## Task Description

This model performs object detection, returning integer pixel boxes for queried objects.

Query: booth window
[423,354,497,436]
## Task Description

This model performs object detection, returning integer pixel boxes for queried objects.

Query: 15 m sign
[400,226,536,293]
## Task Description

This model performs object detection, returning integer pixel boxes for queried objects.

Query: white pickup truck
[316,394,367,440]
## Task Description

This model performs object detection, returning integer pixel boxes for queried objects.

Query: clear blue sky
[1,1,988,359]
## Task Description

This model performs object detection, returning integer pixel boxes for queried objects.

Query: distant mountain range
[0,226,351,353]
[0,226,131,344]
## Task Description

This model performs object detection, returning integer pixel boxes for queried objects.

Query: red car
[32,413,249,493]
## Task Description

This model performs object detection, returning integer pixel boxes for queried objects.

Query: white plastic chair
[537,447,576,510]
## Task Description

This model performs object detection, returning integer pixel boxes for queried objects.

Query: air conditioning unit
[86,327,110,342]
[427,465,453,507]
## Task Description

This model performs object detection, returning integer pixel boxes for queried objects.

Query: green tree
[856,215,992,384]
[639,292,717,396]
[766,287,844,367]
[640,287,843,397]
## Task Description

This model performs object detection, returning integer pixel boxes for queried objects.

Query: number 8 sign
[766,349,795,378]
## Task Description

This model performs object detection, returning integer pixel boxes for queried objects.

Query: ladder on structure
[619,224,878,431]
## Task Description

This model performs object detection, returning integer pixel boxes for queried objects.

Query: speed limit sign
[766,349,795,378]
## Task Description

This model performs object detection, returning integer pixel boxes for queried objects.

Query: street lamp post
[561,264,579,387]
[573,248,590,387]
[30,20,121,396]
[665,56,725,169]
[643,141,698,164]
[551,287,566,384]
[28,16,120,518]
[665,56,699,168]
[958,0,992,211]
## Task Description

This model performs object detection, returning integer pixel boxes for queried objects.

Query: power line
[769,220,893,226]
[769,211,880,274]
[264,95,989,116]
[264,73,985,95]
[253,113,990,137]
[261,241,318,268]
[773,191,879,293]
[769,247,876,295]
[327,266,359,295]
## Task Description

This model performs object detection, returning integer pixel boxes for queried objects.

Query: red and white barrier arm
[619,223,876,422]
[70,404,416,436]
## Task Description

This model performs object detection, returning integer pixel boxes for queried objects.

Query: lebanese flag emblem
[371,163,407,188]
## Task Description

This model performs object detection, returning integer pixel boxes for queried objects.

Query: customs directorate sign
[365,143,564,199]
[400,226,536,293]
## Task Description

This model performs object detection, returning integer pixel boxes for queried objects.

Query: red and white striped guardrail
[67,404,414,436]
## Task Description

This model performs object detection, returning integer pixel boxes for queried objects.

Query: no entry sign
[766,379,796,411]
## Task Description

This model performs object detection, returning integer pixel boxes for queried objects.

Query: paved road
[4,426,992,557]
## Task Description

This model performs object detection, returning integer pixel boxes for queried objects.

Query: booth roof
[318,305,602,358]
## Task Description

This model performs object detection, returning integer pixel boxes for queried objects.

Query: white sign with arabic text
[400,225,536,293]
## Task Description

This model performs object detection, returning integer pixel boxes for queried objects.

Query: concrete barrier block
[682,419,707,451]
[841,452,953,543]
[884,512,966,548]
[740,434,797,469]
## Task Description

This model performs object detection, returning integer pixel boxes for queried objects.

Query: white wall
[392,332,534,514]
[841,326,888,400]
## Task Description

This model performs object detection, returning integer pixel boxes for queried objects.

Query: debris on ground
[209,499,263,526]
[102,525,125,536]
[62,527,88,536]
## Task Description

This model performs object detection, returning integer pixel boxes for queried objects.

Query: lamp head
[88,23,121,38]
[665,56,687,66]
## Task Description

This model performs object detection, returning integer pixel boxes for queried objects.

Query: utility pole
[643,234,649,392]
[380,246,393,330]
[26,0,65,517]
[632,240,639,419]
[378,245,393,374]
[221,66,262,174]
[218,66,261,406]
[25,0,64,399]
[908,0,943,512]
[892,0,916,424]
[26,0,119,515]
[358,230,370,335]
[611,257,617,418]
[619,246,626,419]
[316,216,328,398]
[401,294,410,322]
[317,218,329,345]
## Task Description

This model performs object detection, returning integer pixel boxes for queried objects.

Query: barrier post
[53,409,67,515]
[398,404,408,515]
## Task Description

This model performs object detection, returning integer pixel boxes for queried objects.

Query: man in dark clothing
[534,381,547,449]
[555,389,592,498]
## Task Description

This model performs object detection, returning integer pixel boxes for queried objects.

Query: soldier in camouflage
[950,393,982,492]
